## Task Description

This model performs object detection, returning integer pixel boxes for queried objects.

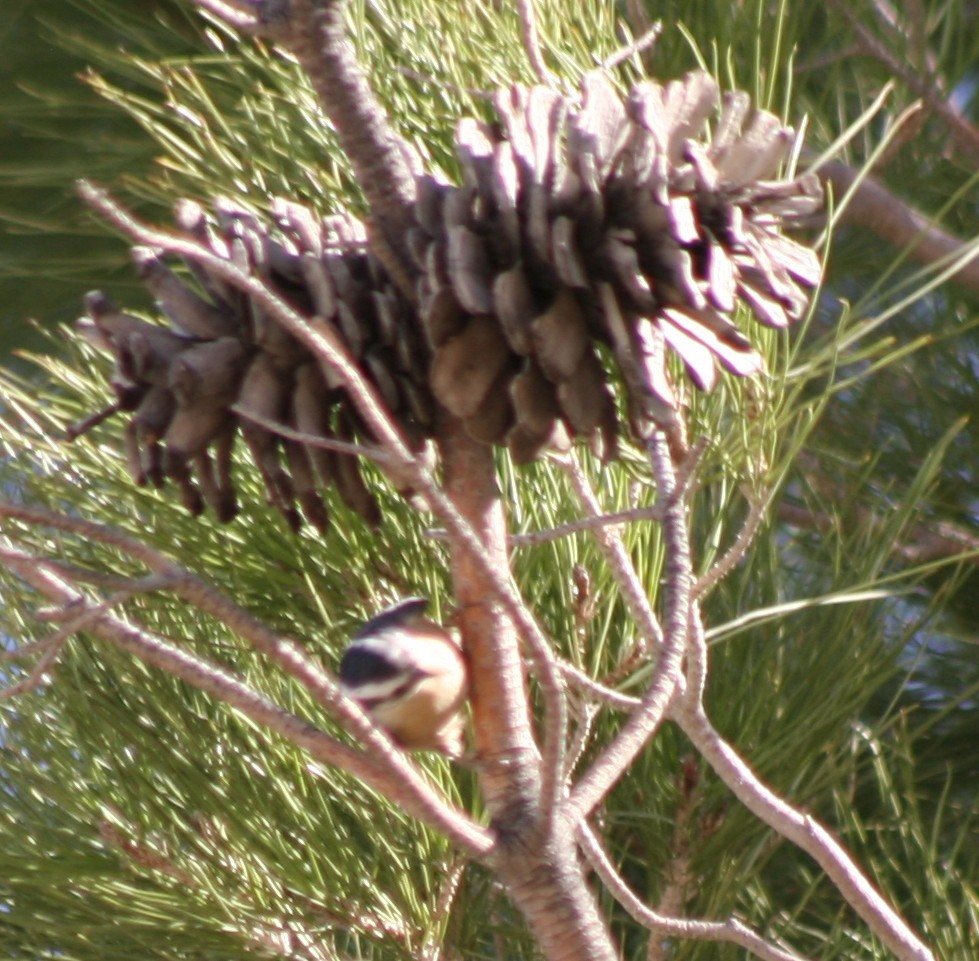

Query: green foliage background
[1,1,978,959]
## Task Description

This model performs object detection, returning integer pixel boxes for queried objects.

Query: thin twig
[600,20,663,73]
[19,561,179,595]
[0,571,175,699]
[674,699,936,961]
[103,813,366,961]
[0,538,494,859]
[827,0,979,163]
[563,700,599,779]
[0,625,66,701]
[566,434,692,821]
[577,824,810,961]
[65,401,122,441]
[230,404,399,464]
[556,453,663,652]
[424,499,663,547]
[420,856,468,961]
[867,0,942,90]
[0,500,421,763]
[505,502,664,547]
[77,182,569,834]
[394,66,493,100]
[557,659,640,711]
[648,758,698,961]
[693,492,771,599]
[0,633,63,660]
[515,0,555,86]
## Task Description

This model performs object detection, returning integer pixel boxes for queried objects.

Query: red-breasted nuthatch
[338,597,468,756]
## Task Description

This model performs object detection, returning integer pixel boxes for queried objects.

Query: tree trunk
[441,417,616,961]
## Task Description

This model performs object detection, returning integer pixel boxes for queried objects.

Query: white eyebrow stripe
[340,676,417,702]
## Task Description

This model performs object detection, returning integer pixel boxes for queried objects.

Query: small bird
[338,597,469,756]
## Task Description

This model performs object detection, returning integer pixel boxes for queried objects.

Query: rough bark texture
[439,414,540,820]
[272,0,418,275]
[494,814,617,961]
[440,416,616,960]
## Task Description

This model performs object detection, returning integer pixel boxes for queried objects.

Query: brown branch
[818,159,979,295]
[566,433,692,821]
[230,404,400,464]
[675,511,936,961]
[577,824,810,961]
[828,0,979,162]
[438,419,567,832]
[563,701,599,779]
[557,659,640,711]
[600,20,663,73]
[0,514,493,859]
[101,812,382,961]
[0,623,67,701]
[648,758,698,961]
[694,492,772,599]
[189,0,418,282]
[557,454,663,653]
[515,0,555,87]
[674,699,935,961]
[420,856,468,961]
[507,502,664,547]
[0,571,178,699]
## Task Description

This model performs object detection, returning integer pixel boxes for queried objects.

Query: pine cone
[77,199,432,532]
[412,70,822,461]
[75,70,821,529]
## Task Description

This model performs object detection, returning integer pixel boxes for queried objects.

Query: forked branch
[0,520,492,859]
[578,824,809,961]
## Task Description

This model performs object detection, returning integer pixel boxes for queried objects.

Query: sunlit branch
[557,659,641,711]
[566,434,692,821]
[0,538,494,859]
[693,491,771,599]
[76,181,569,831]
[577,824,810,961]
[556,453,663,652]
[515,0,555,86]
[675,699,935,961]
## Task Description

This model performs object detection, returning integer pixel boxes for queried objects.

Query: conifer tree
[1,2,976,960]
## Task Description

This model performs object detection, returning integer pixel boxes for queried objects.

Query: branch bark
[819,159,979,294]
[193,0,419,281]
[0,526,492,859]
[675,699,935,961]
[566,435,689,821]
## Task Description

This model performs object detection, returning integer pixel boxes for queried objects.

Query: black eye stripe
[358,677,423,707]
[339,648,403,686]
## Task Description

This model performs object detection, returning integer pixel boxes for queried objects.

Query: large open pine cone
[78,201,429,532]
[414,70,822,462]
[76,70,821,531]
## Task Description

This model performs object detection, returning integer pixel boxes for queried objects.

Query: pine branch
[564,438,689,821]
[818,160,979,295]
[577,824,809,961]
[673,671,935,961]
[0,511,493,859]
[827,0,979,162]
[694,490,772,599]
[557,453,664,653]
[515,0,555,86]
[190,0,419,277]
